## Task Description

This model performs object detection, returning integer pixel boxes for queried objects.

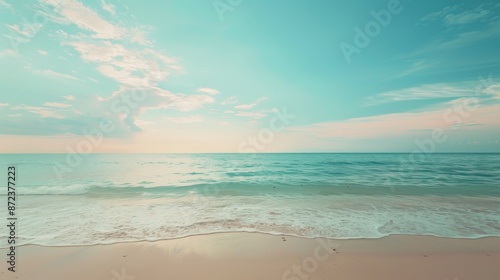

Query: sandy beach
[2,233,499,280]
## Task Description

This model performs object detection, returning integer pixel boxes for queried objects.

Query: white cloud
[289,100,500,140]
[234,97,268,110]
[485,84,500,99]
[6,22,44,38]
[427,20,500,51]
[390,59,438,79]
[100,0,116,15]
[221,96,238,105]
[87,86,215,131]
[42,0,153,46]
[41,0,126,40]
[0,0,11,9]
[0,49,15,57]
[66,41,180,87]
[64,41,126,63]
[365,83,476,106]
[443,7,490,26]
[422,5,491,26]
[33,69,80,81]
[417,4,500,52]
[14,0,213,134]
[167,93,215,112]
[166,115,203,124]
[38,50,48,55]
[0,103,9,107]
[12,105,65,119]
[422,5,460,22]
[130,27,152,46]
[234,111,267,119]
[197,87,220,95]
[234,108,277,119]
[44,102,71,108]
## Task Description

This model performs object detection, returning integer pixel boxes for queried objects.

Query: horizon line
[1,152,500,155]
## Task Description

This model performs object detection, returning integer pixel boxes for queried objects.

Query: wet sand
[2,233,500,280]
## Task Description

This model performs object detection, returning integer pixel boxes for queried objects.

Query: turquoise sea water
[1,153,499,247]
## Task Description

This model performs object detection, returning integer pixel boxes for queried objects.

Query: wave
[0,182,273,196]
[1,181,499,197]
[1,191,499,247]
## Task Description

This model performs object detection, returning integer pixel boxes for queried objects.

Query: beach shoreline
[3,233,499,280]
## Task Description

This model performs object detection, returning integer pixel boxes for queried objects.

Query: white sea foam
[2,194,500,247]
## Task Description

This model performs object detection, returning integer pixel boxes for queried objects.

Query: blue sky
[0,0,499,153]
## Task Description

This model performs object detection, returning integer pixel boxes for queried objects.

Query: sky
[0,0,499,153]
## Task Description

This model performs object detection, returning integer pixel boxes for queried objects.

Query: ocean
[1,153,499,247]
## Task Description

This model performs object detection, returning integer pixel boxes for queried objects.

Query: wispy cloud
[6,22,43,41]
[418,3,500,52]
[41,0,126,40]
[220,96,275,119]
[0,103,9,107]
[65,41,180,87]
[234,108,277,119]
[444,7,490,26]
[390,59,438,79]
[42,0,153,47]
[96,86,215,131]
[221,96,238,105]
[365,83,478,106]
[100,0,116,15]
[485,84,500,99]
[33,69,80,81]
[2,85,216,135]
[290,100,500,139]
[234,111,267,119]
[0,0,210,134]
[37,50,48,55]
[422,5,492,26]
[44,102,71,108]
[234,97,268,110]
[438,20,500,50]
[11,105,65,119]
[0,0,11,9]
[197,87,219,95]
[422,5,460,22]
[129,27,152,46]
[0,49,15,57]
[166,115,203,123]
